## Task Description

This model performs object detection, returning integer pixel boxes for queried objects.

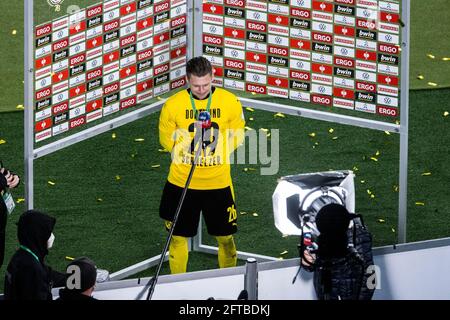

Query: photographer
[1,162,20,268]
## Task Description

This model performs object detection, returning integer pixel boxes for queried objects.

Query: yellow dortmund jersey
[159,87,245,190]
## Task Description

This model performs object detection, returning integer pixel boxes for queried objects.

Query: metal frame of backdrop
[24,0,410,280]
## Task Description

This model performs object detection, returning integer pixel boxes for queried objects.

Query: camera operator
[1,161,20,268]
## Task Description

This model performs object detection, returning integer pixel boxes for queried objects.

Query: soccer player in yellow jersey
[158,57,245,274]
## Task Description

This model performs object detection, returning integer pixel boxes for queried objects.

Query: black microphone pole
[137,123,205,301]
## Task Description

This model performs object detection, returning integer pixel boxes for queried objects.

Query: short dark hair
[67,257,97,292]
[186,56,213,78]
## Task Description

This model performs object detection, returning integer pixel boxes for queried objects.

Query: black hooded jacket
[4,210,66,300]
[0,174,8,268]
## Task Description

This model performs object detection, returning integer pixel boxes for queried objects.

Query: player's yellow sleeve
[158,100,176,152]
[227,97,245,154]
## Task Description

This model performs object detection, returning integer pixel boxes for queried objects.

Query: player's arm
[227,96,245,154]
[158,101,177,152]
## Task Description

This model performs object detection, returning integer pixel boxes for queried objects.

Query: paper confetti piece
[251,92,256,95]
[12,30,17,35]
[391,228,396,233]
[417,75,424,80]
[97,198,103,202]
[421,172,431,176]
[370,194,375,199]
[395,120,400,125]
[158,148,169,153]
[370,157,378,162]
[375,150,380,156]
[280,250,288,256]
[245,107,255,112]
[415,202,425,206]
[274,112,285,118]
[444,111,449,117]
[151,164,161,168]
[367,189,372,195]
[266,133,271,138]
[377,219,385,223]
[244,126,254,131]
[308,133,316,137]
[48,181,56,186]
[157,96,163,100]
[428,82,438,87]
[315,142,319,146]
[332,136,339,140]
[353,166,359,172]
[16,198,25,204]
[442,57,450,61]
[384,131,391,135]
[131,153,137,158]
[240,211,247,215]
[65,256,75,261]
[249,117,254,121]
[112,133,117,139]
[328,128,334,134]
[427,54,435,59]
[16,104,24,110]
[134,138,145,142]
[0,139,6,145]
[260,128,269,132]
[252,213,259,217]
[393,185,399,192]
[360,180,365,184]
[115,175,121,181]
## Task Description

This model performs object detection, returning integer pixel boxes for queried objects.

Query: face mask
[47,233,55,249]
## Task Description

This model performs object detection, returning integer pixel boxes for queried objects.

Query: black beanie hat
[67,257,97,292]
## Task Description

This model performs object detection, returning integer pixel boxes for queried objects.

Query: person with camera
[1,162,20,269]
[158,57,245,274]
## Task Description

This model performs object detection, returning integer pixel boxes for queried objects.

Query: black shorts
[159,182,237,237]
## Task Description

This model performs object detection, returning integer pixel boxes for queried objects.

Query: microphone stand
[136,124,205,301]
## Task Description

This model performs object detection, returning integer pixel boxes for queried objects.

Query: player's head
[186,57,213,100]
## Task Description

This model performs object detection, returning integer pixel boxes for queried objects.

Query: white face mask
[47,233,55,249]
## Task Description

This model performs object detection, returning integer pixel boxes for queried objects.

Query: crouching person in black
[58,257,97,301]
[4,210,66,300]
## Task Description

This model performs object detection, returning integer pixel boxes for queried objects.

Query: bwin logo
[319,23,326,31]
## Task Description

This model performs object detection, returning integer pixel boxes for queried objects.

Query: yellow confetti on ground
[280,250,288,256]
[240,211,247,215]
[131,154,137,158]
[370,194,375,199]
[112,133,116,139]
[245,107,255,112]
[442,57,450,61]
[421,172,431,176]
[274,112,285,118]
[251,92,256,95]
[244,126,254,131]
[415,202,425,206]
[328,128,334,134]
[444,111,449,117]
[427,82,438,87]
[65,256,75,261]
[158,148,169,153]
[17,198,25,204]
[375,150,380,156]
[391,228,396,233]
[249,117,254,121]
[12,30,17,35]
[332,136,339,140]
[367,189,372,195]
[260,128,269,132]
[115,175,121,180]
[360,180,365,184]
[417,75,424,80]
[377,219,385,223]
[16,104,24,110]
[157,96,163,100]
[266,133,271,138]
[0,139,6,145]
[427,54,435,59]
[370,157,378,162]
[395,120,400,125]
[97,198,103,202]
[353,166,359,171]
[134,138,145,142]
[309,133,316,138]
[48,181,56,186]
[244,168,249,172]
[384,131,391,135]
[252,213,259,217]
[315,142,319,146]
[151,164,161,168]
[393,185,399,192]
